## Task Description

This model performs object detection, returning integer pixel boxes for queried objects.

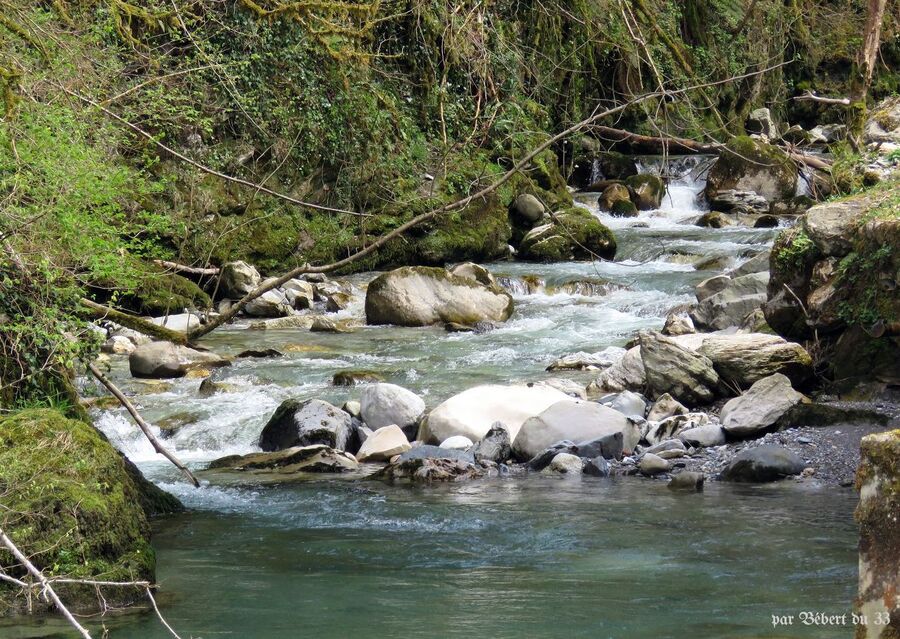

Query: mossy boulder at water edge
[0,409,181,616]
[365,266,514,327]
[705,136,797,204]
[624,174,666,210]
[517,208,616,262]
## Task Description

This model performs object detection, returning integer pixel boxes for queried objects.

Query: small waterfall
[496,275,545,295]
[550,279,627,296]
[634,154,713,214]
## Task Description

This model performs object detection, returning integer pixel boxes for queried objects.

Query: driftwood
[793,90,851,106]
[87,362,200,487]
[589,125,723,154]
[79,298,188,345]
[152,259,219,277]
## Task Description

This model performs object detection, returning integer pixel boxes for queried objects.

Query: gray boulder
[704,137,797,204]
[576,431,625,460]
[727,251,771,278]
[696,333,813,388]
[449,262,496,287]
[355,425,411,462]
[365,266,513,327]
[603,390,646,418]
[510,194,545,224]
[639,332,720,405]
[514,400,640,460]
[645,413,709,445]
[129,342,229,379]
[219,261,260,298]
[472,423,511,463]
[586,346,645,396]
[662,313,695,336]
[695,275,732,303]
[244,284,292,317]
[397,445,475,464]
[359,383,425,438]
[259,399,353,452]
[639,453,670,475]
[647,393,688,422]
[208,445,358,474]
[678,424,726,448]
[527,441,579,471]
[668,471,705,490]
[690,272,769,331]
[720,373,806,437]
[746,107,779,139]
[545,453,584,474]
[708,189,770,215]
[583,456,611,477]
[721,444,805,482]
[624,174,665,210]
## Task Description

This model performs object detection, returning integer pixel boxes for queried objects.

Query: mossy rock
[0,409,181,615]
[518,208,616,262]
[610,199,638,217]
[624,174,665,210]
[599,152,638,180]
[705,136,797,203]
[90,261,212,316]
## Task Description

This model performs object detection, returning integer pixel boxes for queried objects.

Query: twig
[792,90,851,106]
[0,527,93,639]
[146,586,184,639]
[87,362,200,487]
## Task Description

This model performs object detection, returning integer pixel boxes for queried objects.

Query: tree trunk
[849,0,888,145]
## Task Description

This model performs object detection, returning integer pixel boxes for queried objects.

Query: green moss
[774,229,818,272]
[0,409,178,614]
[518,207,616,262]
[610,199,638,216]
[705,136,796,200]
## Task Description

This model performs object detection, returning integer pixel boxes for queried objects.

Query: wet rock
[342,400,362,419]
[639,332,720,406]
[325,292,352,312]
[517,209,616,262]
[219,261,260,298]
[472,423,511,463]
[754,214,779,228]
[774,402,890,430]
[662,313,695,336]
[678,424,726,448]
[721,444,804,482]
[365,266,514,327]
[527,441,579,471]
[259,399,353,452]
[235,348,283,358]
[583,456,611,477]
[281,279,315,309]
[586,346,645,396]
[647,393,688,422]
[720,373,806,437]
[332,370,384,386]
[609,199,638,217]
[598,183,632,212]
[375,456,484,483]
[603,390,647,418]
[576,431,625,460]
[727,251,771,278]
[646,413,709,445]
[449,262,496,287]
[514,400,640,460]
[696,211,730,228]
[668,471,705,491]
[247,315,315,330]
[510,193,545,224]
[440,435,474,450]
[208,445,359,474]
[695,275,731,303]
[355,425,411,462]
[690,272,769,331]
[624,174,665,210]
[156,410,202,438]
[197,372,238,398]
[546,347,625,371]
[129,342,229,379]
[397,445,475,464]
[639,453,670,476]
[149,313,202,333]
[310,316,354,333]
[358,383,425,440]
[422,384,570,444]
[704,137,797,204]
[545,453,583,474]
[102,335,136,355]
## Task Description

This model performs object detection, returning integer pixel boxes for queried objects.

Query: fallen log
[152,259,219,277]
[588,125,722,154]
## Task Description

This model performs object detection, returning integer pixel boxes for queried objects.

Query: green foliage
[0,409,157,613]
[774,229,816,272]
[836,244,898,327]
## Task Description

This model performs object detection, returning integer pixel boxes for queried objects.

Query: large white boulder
[355,425,411,462]
[365,266,514,327]
[359,383,426,434]
[219,261,260,298]
[721,373,806,437]
[513,400,640,460]
[421,384,570,444]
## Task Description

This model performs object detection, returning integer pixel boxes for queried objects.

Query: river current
[1,157,859,639]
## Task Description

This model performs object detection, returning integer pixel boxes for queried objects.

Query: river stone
[517,210,617,262]
[513,400,639,460]
[244,285,292,318]
[396,445,475,464]
[727,251,771,278]
[365,266,514,327]
[281,279,315,309]
[510,193,545,224]
[708,189,770,215]
[527,441,579,471]
[440,435,474,450]
[355,425,411,462]
[342,400,362,419]
[646,439,686,455]
[645,413,709,446]
[310,316,354,333]
[376,456,482,483]
[359,383,425,437]
[583,456,611,477]
[678,424,726,448]
[639,453,670,475]
[602,390,646,418]
[695,275,731,302]
[720,373,806,437]
[624,174,665,210]
[332,370,384,386]
[696,333,813,388]
[690,272,769,330]
[545,453,584,475]
[801,198,868,257]
[668,471,705,491]
[538,378,587,399]
[746,107,779,139]
[598,183,631,212]
[586,346,645,396]
[639,332,720,406]
[129,342,229,379]
[704,137,797,203]
[259,399,353,452]
[472,423,511,463]
[325,292,352,312]
[721,444,805,482]
[449,262,496,287]
[149,313,202,333]
[207,445,358,474]
[102,335,136,355]
[547,347,625,371]
[647,393,688,422]
[422,384,571,444]
[219,261,260,298]
[576,431,624,460]
[662,313,695,336]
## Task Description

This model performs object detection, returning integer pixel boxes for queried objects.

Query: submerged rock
[639,453,670,476]
[668,471,705,491]
[208,445,359,474]
[720,444,804,482]
[332,370,384,386]
[365,266,514,327]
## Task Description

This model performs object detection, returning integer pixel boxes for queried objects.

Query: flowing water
[2,157,860,638]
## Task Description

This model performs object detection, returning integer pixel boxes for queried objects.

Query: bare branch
[793,90,850,106]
